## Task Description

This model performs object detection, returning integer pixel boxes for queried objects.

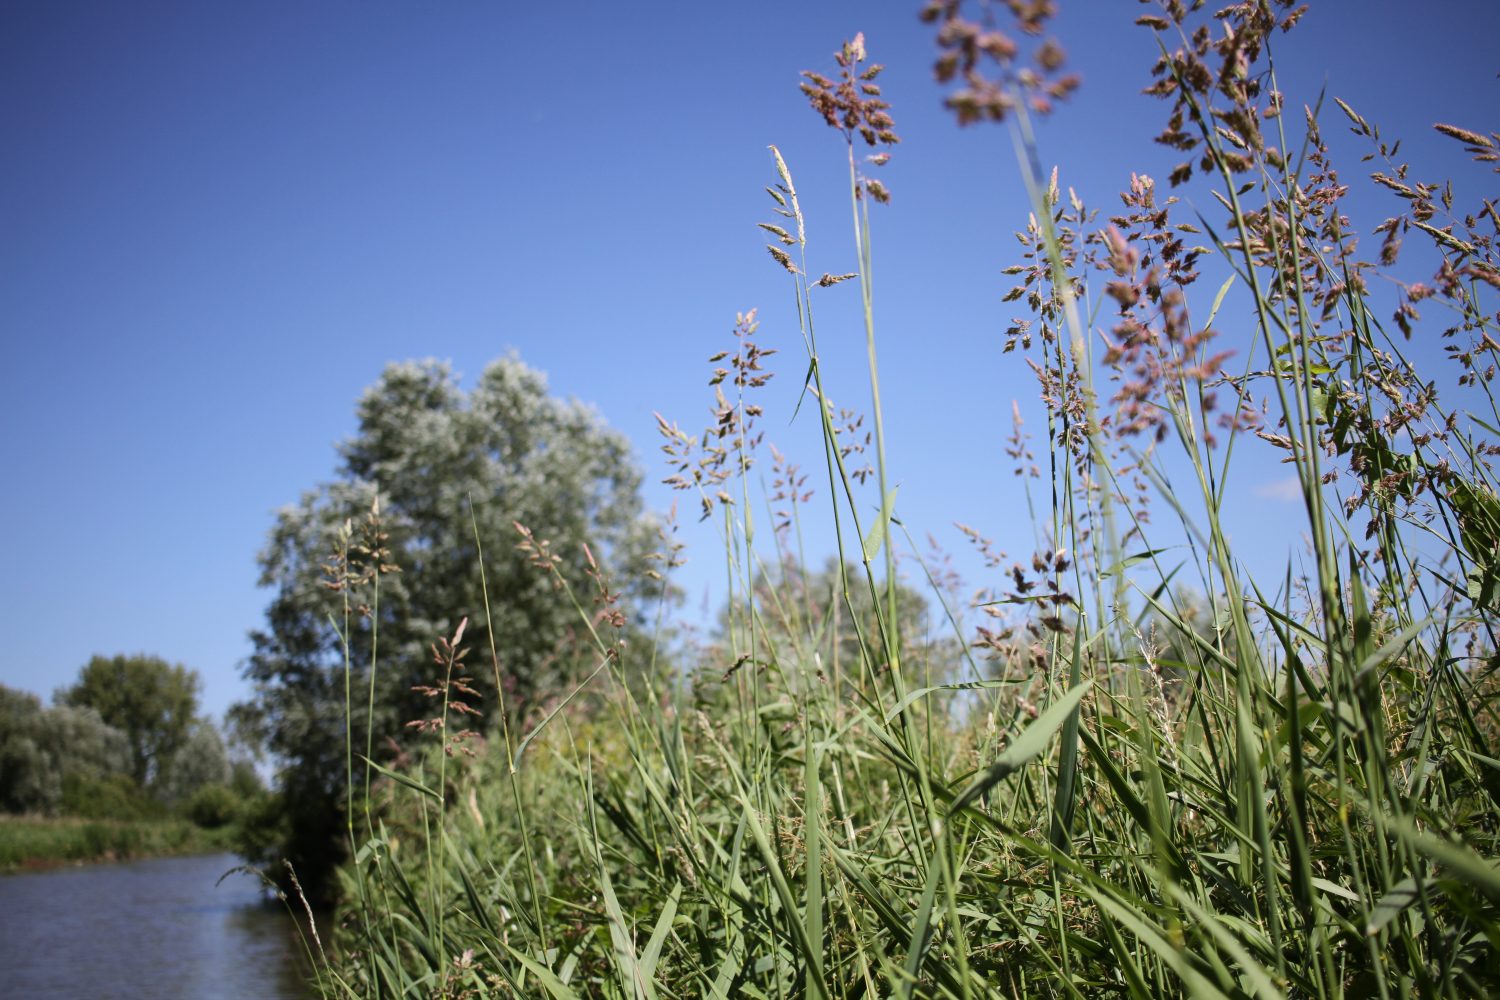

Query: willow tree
[232,356,659,899]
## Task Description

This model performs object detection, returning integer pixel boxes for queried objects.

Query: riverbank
[0,814,236,872]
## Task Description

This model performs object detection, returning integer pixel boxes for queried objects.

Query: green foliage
[231,787,291,864]
[228,758,266,800]
[184,783,241,829]
[0,685,52,813]
[284,9,1500,998]
[0,815,217,871]
[0,684,132,815]
[58,654,201,789]
[60,772,162,822]
[3,662,232,827]
[232,355,661,901]
[156,722,232,806]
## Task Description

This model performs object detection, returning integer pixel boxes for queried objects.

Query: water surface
[0,852,314,1000]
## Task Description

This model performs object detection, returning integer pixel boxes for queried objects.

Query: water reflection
[0,853,314,1000]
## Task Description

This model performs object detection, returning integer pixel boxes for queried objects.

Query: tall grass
[0,815,227,871]
[300,4,1499,997]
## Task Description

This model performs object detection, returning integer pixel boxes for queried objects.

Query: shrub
[184,783,240,829]
[60,773,162,822]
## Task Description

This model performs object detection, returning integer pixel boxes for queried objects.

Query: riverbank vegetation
[0,655,269,870]
[237,2,1499,996]
[0,814,234,872]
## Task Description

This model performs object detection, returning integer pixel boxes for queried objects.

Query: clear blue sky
[3,1,1496,721]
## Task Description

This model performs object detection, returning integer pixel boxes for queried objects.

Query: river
[0,852,316,999]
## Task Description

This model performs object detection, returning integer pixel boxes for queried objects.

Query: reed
[299,4,1500,996]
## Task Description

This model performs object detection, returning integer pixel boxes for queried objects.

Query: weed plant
[296,3,1500,997]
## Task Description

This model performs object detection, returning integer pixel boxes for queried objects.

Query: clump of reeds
[301,3,1500,997]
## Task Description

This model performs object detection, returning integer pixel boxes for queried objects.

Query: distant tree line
[0,654,263,828]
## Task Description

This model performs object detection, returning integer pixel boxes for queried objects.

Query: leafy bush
[184,783,241,829]
[60,772,163,822]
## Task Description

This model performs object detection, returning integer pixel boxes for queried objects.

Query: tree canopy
[231,356,659,897]
[57,654,200,789]
[1,684,132,814]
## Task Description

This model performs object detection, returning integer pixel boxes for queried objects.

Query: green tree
[0,686,47,812]
[228,758,266,801]
[0,684,132,815]
[231,356,659,899]
[58,654,200,789]
[157,722,232,806]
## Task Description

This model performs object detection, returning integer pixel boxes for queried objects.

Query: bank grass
[0,813,233,872]
[304,4,1499,998]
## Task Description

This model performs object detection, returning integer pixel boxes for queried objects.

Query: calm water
[0,852,315,1000]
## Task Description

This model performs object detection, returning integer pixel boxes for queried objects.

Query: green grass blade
[952,679,1094,812]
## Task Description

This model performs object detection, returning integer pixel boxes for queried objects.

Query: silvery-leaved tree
[231,355,661,901]
[0,685,132,815]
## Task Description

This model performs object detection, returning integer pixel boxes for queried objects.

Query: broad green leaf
[504,946,583,1000]
[951,679,1094,811]
[358,755,440,800]
[1205,273,1236,327]
[640,883,681,981]
[1366,877,1421,936]
[1390,818,1500,902]
[514,656,612,767]
[1100,547,1174,578]
[862,486,899,564]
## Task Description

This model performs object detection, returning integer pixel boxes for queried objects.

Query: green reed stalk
[469,500,549,959]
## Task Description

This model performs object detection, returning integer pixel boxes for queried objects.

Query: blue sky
[3,1,1496,720]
